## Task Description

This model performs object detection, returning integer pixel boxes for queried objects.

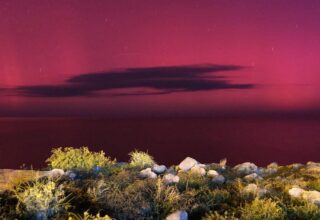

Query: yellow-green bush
[14,178,70,218]
[241,198,284,220]
[46,147,115,171]
[285,201,320,220]
[128,150,155,168]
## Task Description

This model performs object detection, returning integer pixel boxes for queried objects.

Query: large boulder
[178,157,198,172]
[234,162,258,175]
[152,164,167,174]
[163,174,180,184]
[139,168,157,179]
[166,211,188,220]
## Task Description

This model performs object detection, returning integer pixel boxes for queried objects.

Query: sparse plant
[128,150,155,168]
[46,147,115,171]
[151,178,180,218]
[14,178,70,218]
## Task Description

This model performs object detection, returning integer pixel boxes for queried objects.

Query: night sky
[1,0,320,117]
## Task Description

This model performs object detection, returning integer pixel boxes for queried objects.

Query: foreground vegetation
[1,147,320,219]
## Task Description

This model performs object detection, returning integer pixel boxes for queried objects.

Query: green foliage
[151,178,180,218]
[0,191,20,219]
[128,150,155,169]
[241,198,284,220]
[285,201,320,220]
[202,211,238,220]
[14,178,70,218]
[4,146,320,219]
[46,147,115,171]
[177,172,209,191]
[82,211,112,220]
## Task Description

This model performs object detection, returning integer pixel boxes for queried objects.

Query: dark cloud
[16,64,253,97]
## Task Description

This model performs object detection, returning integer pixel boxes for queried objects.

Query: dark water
[0,117,320,168]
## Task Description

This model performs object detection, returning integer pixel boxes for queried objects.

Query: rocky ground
[2,154,320,219]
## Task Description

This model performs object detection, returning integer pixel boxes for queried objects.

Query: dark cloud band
[16,64,253,97]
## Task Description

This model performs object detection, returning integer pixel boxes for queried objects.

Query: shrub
[128,150,155,168]
[151,178,180,218]
[14,178,70,218]
[68,211,112,220]
[46,147,114,171]
[241,198,284,220]
[202,211,238,220]
[179,188,230,219]
[285,201,320,220]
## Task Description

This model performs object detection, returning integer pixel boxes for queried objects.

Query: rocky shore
[1,148,320,219]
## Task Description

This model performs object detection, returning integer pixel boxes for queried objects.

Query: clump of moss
[285,201,320,220]
[46,147,115,171]
[128,150,155,169]
[240,198,284,220]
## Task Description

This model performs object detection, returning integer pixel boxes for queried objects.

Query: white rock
[139,168,157,179]
[166,167,177,175]
[243,183,258,195]
[165,210,188,220]
[243,183,267,197]
[65,170,77,179]
[163,173,180,184]
[207,170,219,177]
[258,188,268,197]
[212,175,225,184]
[178,157,198,172]
[152,164,167,174]
[302,190,320,205]
[46,169,65,178]
[292,163,303,169]
[234,162,258,175]
[190,166,206,176]
[289,187,320,206]
[267,162,278,169]
[197,164,207,168]
[244,173,263,181]
[289,187,305,198]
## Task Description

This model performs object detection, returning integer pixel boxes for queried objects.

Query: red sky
[1,0,320,117]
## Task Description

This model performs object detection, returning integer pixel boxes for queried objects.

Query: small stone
[178,157,199,171]
[46,169,65,178]
[234,162,258,175]
[212,175,225,184]
[152,164,167,174]
[207,170,219,177]
[65,170,77,179]
[163,173,180,184]
[292,163,303,169]
[165,210,188,220]
[244,173,263,181]
[289,187,305,198]
[243,183,258,195]
[166,167,177,175]
[267,162,278,169]
[190,166,206,176]
[139,168,157,179]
